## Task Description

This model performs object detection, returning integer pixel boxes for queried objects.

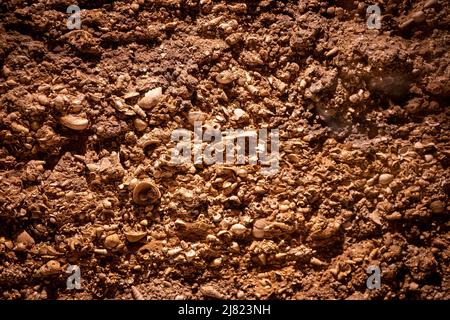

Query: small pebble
[200,285,223,299]
[16,231,35,246]
[130,3,140,11]
[104,234,120,249]
[230,223,247,236]
[134,118,148,131]
[215,70,235,84]
[430,200,444,214]
[379,174,394,185]
[138,87,162,109]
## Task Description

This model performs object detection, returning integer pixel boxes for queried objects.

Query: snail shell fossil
[132,180,161,205]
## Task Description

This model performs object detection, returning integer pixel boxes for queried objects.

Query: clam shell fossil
[132,180,161,205]
[124,231,147,242]
[60,115,89,131]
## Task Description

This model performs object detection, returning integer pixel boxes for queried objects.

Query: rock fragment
[379,174,394,185]
[16,231,35,247]
[230,223,247,236]
[200,285,224,299]
[138,87,162,109]
[37,260,61,276]
[124,231,147,243]
[104,234,121,249]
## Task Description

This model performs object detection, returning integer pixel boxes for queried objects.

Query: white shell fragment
[60,115,89,131]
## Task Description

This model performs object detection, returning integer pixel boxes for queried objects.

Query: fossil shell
[412,10,425,23]
[131,286,144,300]
[132,180,161,205]
[124,231,147,243]
[200,285,224,299]
[60,115,89,131]
[134,118,148,132]
[430,200,444,214]
[252,219,268,239]
[138,133,160,148]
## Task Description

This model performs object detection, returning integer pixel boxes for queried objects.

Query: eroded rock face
[0,0,448,300]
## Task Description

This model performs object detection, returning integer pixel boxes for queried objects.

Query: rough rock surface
[0,0,449,300]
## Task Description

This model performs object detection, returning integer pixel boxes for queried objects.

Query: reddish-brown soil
[0,0,449,300]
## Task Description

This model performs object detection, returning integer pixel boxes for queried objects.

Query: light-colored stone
[138,87,162,109]
[37,260,61,276]
[379,174,394,185]
[230,223,247,236]
[104,234,120,249]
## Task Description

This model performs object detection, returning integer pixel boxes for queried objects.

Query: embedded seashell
[138,133,160,148]
[200,285,224,299]
[138,87,162,109]
[60,115,89,131]
[124,231,147,243]
[132,180,161,205]
[113,98,136,116]
[412,10,425,23]
[430,200,444,214]
[124,91,140,101]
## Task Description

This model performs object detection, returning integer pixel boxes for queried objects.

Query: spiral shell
[132,180,161,205]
